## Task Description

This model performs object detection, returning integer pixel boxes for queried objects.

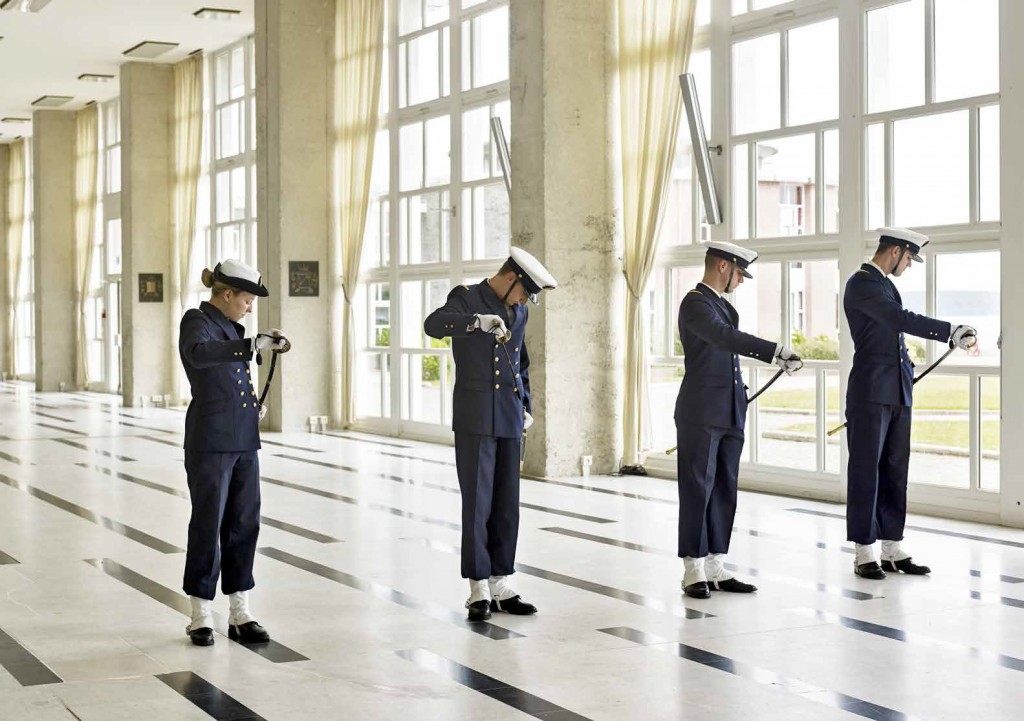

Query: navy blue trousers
[183,451,261,600]
[846,402,911,545]
[675,422,744,558]
[454,433,521,580]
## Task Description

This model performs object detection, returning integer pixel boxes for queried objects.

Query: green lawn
[782,419,1000,451]
[761,376,999,412]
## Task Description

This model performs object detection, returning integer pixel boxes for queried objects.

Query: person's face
[223,289,256,321]
[502,272,530,306]
[721,260,744,292]
[890,247,914,277]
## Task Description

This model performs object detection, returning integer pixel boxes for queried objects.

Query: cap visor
[911,253,924,263]
[528,293,539,305]
[740,268,754,279]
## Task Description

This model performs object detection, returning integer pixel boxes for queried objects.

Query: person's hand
[255,332,289,352]
[474,314,511,343]
[523,409,534,431]
[951,325,977,351]
[774,345,803,375]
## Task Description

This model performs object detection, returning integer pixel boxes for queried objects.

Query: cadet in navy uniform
[178,260,289,645]
[844,229,976,579]
[424,247,557,621]
[675,241,802,599]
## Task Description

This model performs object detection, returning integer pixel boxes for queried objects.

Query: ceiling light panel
[123,41,180,59]
[194,7,241,20]
[2,117,30,124]
[78,73,115,83]
[31,95,73,107]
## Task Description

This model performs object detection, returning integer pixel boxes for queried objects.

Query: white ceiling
[0,0,255,141]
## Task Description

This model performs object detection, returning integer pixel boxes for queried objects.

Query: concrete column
[120,62,174,407]
[255,0,334,432]
[999,0,1024,527]
[32,111,76,391]
[0,143,8,379]
[510,0,623,477]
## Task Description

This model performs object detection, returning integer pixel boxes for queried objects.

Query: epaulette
[447,284,470,299]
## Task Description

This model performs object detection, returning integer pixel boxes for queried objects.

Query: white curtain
[331,0,385,426]
[171,54,205,403]
[5,141,25,379]
[74,105,100,389]
[617,0,697,467]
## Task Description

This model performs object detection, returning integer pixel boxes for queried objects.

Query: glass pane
[106,146,121,194]
[660,140,695,247]
[651,363,684,454]
[215,51,230,101]
[424,0,447,27]
[790,259,840,352]
[735,261,782,344]
[823,129,838,233]
[492,100,511,177]
[231,165,247,221]
[230,45,245,100]
[462,0,487,8]
[866,0,924,113]
[732,33,780,135]
[357,352,390,419]
[981,376,999,492]
[399,122,423,192]
[401,280,448,349]
[216,170,231,223]
[464,184,509,260]
[934,0,998,102]
[696,0,710,26]
[732,143,749,240]
[979,105,999,222]
[670,266,706,357]
[218,224,242,262]
[217,102,242,159]
[106,219,122,275]
[398,0,421,35]
[756,134,814,238]
[893,110,968,227]
[406,32,440,106]
[462,105,491,182]
[787,19,838,126]
[825,371,841,473]
[752,0,789,9]
[471,7,509,88]
[866,123,884,230]
[401,192,448,264]
[909,374,969,489]
[936,251,999,365]
[689,49,711,134]
[648,269,668,356]
[408,354,444,424]
[732,0,746,15]
[757,365,817,471]
[424,115,451,187]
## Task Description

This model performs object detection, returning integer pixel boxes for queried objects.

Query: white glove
[523,410,534,431]
[474,314,511,343]
[774,345,802,374]
[255,330,289,352]
[951,325,977,351]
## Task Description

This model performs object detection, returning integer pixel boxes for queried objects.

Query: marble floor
[0,384,1023,720]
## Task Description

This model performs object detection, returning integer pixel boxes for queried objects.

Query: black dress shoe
[228,621,270,643]
[187,626,214,646]
[466,600,492,622]
[854,561,887,580]
[683,581,711,599]
[710,578,757,593]
[490,595,538,615]
[881,558,931,575]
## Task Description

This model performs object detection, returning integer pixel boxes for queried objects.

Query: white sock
[705,553,734,583]
[467,579,491,605]
[682,556,707,587]
[488,575,517,601]
[854,543,878,566]
[228,591,255,625]
[188,596,214,630]
[880,540,910,562]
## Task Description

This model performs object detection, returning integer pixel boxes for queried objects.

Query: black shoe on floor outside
[683,581,711,599]
[854,561,887,580]
[710,578,757,593]
[228,621,270,643]
[467,600,492,622]
[489,595,538,615]
[187,626,214,646]
[881,558,931,575]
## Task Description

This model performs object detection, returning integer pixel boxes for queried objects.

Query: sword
[496,331,528,465]
[826,342,957,437]
[257,334,291,422]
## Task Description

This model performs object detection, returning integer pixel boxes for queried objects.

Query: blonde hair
[200,267,237,297]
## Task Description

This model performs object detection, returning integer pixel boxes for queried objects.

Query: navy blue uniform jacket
[844,264,951,407]
[424,281,530,438]
[675,285,778,429]
[179,301,261,452]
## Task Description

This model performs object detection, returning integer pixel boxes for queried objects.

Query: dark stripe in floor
[0,548,17,564]
[540,526,881,601]
[261,475,462,531]
[31,410,74,423]
[272,454,615,525]
[258,547,523,641]
[788,508,1024,549]
[260,439,324,453]
[600,627,920,721]
[35,422,88,437]
[396,648,591,720]
[81,463,341,544]
[0,450,33,466]
[53,438,135,462]
[0,473,182,553]
[404,537,713,620]
[85,558,307,663]
[141,435,182,448]
[322,431,413,448]
[157,671,266,720]
[0,626,62,686]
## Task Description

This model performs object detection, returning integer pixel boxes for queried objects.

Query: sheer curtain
[617,0,697,468]
[171,54,205,403]
[74,105,99,389]
[6,141,26,380]
[331,0,385,426]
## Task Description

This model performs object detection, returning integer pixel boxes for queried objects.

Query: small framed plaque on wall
[289,261,319,297]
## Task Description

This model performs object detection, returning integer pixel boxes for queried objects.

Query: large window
[101,99,122,394]
[14,141,34,379]
[354,0,511,437]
